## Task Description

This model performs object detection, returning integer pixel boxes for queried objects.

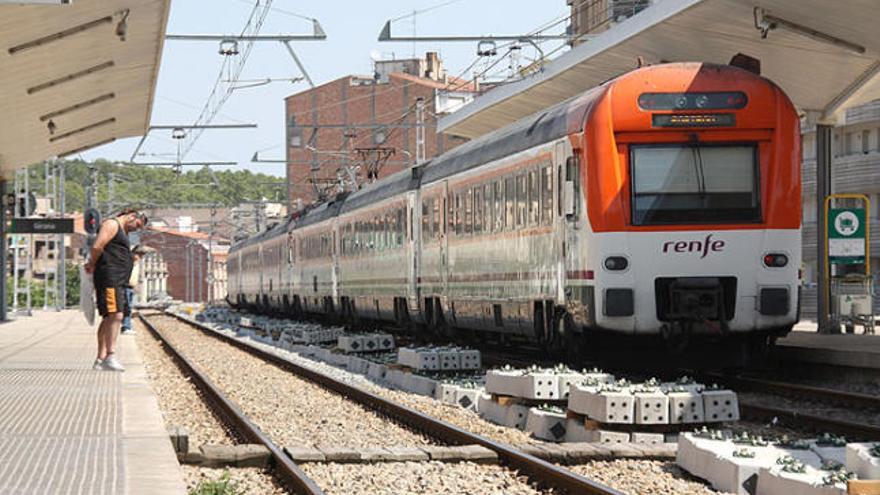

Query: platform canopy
[0,0,171,178]
[439,0,880,139]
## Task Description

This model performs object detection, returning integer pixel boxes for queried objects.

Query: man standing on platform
[121,245,146,335]
[84,208,147,371]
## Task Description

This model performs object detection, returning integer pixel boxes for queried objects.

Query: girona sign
[662,234,725,259]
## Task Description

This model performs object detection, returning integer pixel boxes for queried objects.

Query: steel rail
[163,311,624,495]
[138,314,325,495]
[702,372,880,410]
[738,402,880,440]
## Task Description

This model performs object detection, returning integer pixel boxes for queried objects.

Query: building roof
[145,226,228,243]
[388,72,478,92]
[439,0,880,138]
[0,0,172,177]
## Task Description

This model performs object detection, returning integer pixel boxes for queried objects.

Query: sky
[81,0,573,177]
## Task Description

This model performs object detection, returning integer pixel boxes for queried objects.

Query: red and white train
[227,62,802,356]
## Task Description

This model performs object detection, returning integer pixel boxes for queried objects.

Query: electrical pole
[57,160,66,309]
[415,97,426,165]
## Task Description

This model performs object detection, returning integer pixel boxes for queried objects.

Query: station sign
[10,218,74,234]
[828,207,866,265]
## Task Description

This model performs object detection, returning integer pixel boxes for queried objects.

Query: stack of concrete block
[398,346,481,372]
[667,389,706,424]
[401,374,438,397]
[485,369,523,397]
[337,335,366,352]
[702,389,740,422]
[677,432,854,495]
[505,403,530,430]
[568,384,635,424]
[634,390,669,425]
[525,407,568,442]
[397,347,439,371]
[455,386,482,411]
[478,394,507,424]
[436,382,460,405]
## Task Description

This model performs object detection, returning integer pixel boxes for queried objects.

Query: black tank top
[94,218,132,287]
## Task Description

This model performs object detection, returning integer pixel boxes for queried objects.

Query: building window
[863,129,872,154]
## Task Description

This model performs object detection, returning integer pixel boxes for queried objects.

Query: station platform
[0,310,186,495]
[774,320,880,371]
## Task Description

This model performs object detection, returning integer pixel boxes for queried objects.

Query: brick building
[284,52,477,206]
[140,227,229,303]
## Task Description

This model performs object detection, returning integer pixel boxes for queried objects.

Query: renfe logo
[662,234,725,259]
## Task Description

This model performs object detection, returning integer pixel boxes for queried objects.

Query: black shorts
[95,285,129,317]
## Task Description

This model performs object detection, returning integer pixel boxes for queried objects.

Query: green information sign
[828,207,866,264]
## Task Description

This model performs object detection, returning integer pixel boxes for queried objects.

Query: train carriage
[228,62,801,357]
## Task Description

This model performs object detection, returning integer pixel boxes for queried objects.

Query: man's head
[117,208,148,233]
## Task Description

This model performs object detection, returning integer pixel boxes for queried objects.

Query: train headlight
[604,256,629,271]
[763,253,788,268]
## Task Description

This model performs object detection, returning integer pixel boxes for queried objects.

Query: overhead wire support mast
[377,20,573,42]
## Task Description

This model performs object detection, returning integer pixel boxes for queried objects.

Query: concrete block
[359,448,393,462]
[386,369,408,389]
[569,386,634,423]
[525,408,568,442]
[167,426,189,454]
[521,373,559,400]
[317,446,362,462]
[338,335,365,352]
[375,333,395,351]
[810,444,846,468]
[405,374,437,397]
[285,447,326,462]
[455,387,481,411]
[702,389,739,422]
[478,394,507,425]
[361,334,381,352]
[485,369,523,397]
[408,349,439,370]
[847,443,880,481]
[235,444,271,468]
[459,349,481,370]
[668,391,706,424]
[200,444,239,467]
[635,392,669,424]
[348,356,370,375]
[182,443,204,464]
[366,363,387,382]
[587,430,630,445]
[557,373,584,399]
[436,383,460,404]
[438,349,461,370]
[504,403,530,430]
[757,465,847,495]
[383,447,430,462]
[632,432,665,446]
[457,444,498,463]
[563,418,593,443]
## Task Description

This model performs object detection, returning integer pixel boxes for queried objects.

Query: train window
[464,188,473,235]
[528,169,539,226]
[474,187,483,234]
[422,198,430,242]
[483,183,492,234]
[516,174,527,228]
[504,177,515,230]
[631,144,761,225]
[542,165,554,225]
[454,193,462,236]
[396,208,405,246]
[494,181,504,232]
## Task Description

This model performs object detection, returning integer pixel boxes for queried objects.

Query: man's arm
[84,219,119,273]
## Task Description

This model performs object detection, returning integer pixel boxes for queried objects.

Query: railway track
[139,314,324,494]
[695,371,880,440]
[153,311,625,495]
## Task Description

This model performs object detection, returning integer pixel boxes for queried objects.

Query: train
[227,62,802,360]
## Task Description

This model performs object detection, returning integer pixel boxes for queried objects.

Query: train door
[286,231,294,307]
[406,191,419,313]
[554,141,567,303]
[331,223,339,303]
[439,180,450,305]
[257,244,264,305]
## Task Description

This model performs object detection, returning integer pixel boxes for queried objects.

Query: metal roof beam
[822,61,880,123]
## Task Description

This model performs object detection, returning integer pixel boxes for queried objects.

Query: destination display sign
[10,218,74,234]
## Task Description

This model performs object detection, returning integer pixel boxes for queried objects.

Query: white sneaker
[102,354,125,372]
[92,359,103,370]
[121,328,135,335]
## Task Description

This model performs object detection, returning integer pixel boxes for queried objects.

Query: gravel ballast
[569,459,730,495]
[182,466,286,494]
[301,461,553,495]
[134,320,235,447]
[149,315,434,449]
